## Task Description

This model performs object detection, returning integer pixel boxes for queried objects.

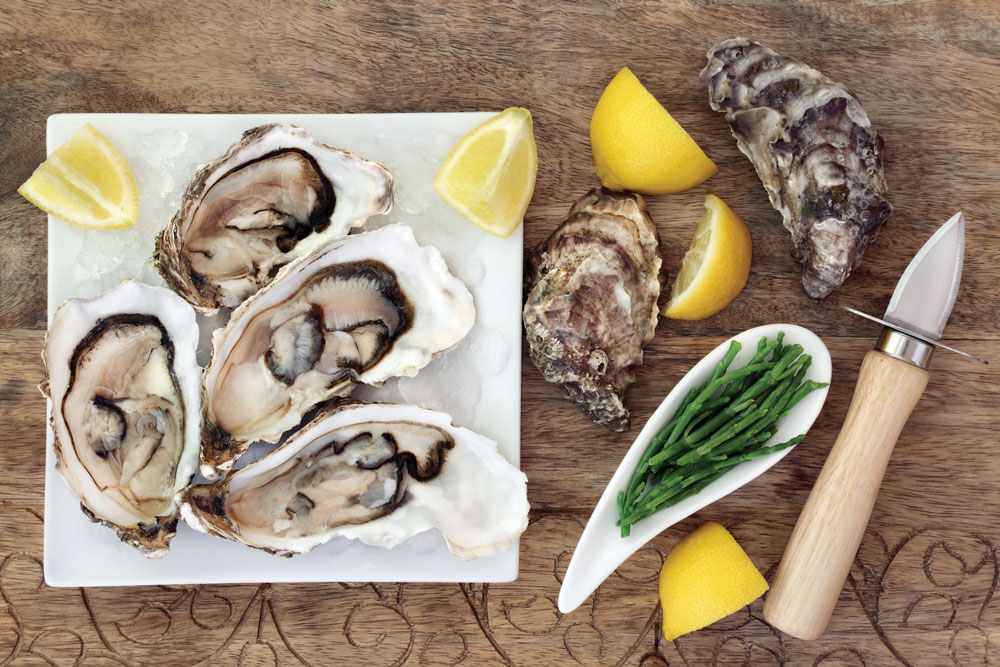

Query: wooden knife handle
[763,349,929,640]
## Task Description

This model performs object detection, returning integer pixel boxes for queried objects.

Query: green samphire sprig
[617,333,826,537]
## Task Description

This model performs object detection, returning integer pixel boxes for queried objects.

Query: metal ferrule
[842,305,988,365]
[876,327,935,369]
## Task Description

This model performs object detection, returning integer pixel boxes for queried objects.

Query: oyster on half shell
[200,223,475,479]
[181,401,529,559]
[155,124,393,313]
[41,281,202,557]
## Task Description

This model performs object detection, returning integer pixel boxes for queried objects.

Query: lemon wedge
[662,195,752,320]
[18,124,139,230]
[659,522,769,641]
[433,107,537,238]
[590,67,717,195]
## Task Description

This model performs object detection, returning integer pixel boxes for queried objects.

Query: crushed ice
[71,128,208,298]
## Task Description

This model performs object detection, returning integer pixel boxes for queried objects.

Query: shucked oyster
[701,38,892,299]
[155,124,393,313]
[181,401,529,559]
[524,188,663,431]
[41,281,201,557]
[200,223,475,479]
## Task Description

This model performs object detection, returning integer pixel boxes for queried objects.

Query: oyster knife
[764,212,985,641]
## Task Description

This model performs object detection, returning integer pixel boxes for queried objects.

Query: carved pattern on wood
[1,501,996,664]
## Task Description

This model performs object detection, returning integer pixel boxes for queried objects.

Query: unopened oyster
[155,124,393,313]
[200,223,475,478]
[41,281,201,557]
[181,401,529,559]
[701,38,892,299]
[524,188,663,431]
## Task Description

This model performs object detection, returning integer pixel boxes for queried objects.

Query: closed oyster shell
[523,188,663,431]
[700,38,892,299]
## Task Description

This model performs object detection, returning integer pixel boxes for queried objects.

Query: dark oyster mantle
[523,188,663,431]
[701,38,892,299]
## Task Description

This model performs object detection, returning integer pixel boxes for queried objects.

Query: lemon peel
[590,67,716,195]
[659,522,769,641]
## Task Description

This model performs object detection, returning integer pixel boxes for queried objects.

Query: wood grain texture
[1,0,998,664]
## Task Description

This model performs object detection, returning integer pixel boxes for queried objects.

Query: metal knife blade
[884,212,965,340]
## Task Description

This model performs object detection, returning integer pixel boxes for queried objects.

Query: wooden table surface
[2,1,999,664]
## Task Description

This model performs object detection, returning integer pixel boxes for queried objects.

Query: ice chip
[423,131,455,165]
[397,373,448,413]
[354,377,406,405]
[138,129,189,165]
[399,530,447,554]
[195,310,230,367]
[472,329,508,377]
[457,257,485,287]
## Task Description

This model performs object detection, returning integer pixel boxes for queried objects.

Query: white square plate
[43,113,522,586]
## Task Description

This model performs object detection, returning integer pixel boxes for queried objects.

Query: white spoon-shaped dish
[557,324,831,614]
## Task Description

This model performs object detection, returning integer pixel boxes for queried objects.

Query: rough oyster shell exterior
[701,38,892,299]
[523,188,663,431]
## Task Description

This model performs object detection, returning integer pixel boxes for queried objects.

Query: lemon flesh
[590,67,717,195]
[659,522,769,641]
[662,195,751,320]
[18,124,139,230]
[433,107,538,238]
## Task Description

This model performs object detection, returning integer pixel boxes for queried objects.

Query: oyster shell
[200,223,475,478]
[155,124,393,313]
[700,38,892,299]
[180,401,529,559]
[523,188,662,431]
[41,281,201,557]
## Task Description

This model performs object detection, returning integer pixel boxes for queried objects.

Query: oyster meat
[155,124,393,313]
[200,223,475,478]
[523,188,662,431]
[181,401,529,559]
[701,38,892,299]
[41,281,202,557]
